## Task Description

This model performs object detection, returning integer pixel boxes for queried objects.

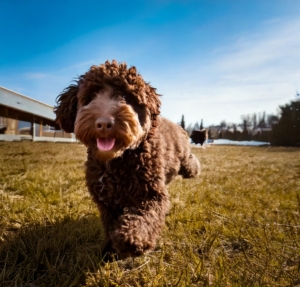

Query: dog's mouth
[96,138,116,151]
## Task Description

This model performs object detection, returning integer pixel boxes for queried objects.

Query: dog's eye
[122,95,130,103]
[118,93,133,105]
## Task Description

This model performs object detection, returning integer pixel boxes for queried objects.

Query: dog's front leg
[109,194,169,258]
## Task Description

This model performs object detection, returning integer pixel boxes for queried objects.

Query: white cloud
[23,73,48,79]
[14,16,300,127]
[158,18,300,126]
[58,60,96,73]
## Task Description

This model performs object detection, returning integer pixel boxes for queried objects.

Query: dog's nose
[95,117,115,131]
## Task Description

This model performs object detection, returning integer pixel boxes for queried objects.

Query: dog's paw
[100,238,118,262]
[110,233,154,258]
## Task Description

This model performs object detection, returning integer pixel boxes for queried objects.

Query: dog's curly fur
[54,60,200,258]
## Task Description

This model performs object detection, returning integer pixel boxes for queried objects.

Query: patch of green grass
[0,142,299,286]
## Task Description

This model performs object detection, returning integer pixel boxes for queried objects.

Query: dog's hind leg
[179,153,201,178]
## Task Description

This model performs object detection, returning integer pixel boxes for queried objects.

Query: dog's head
[54,60,161,162]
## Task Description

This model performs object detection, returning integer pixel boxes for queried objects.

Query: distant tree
[271,99,300,146]
[219,120,227,138]
[200,119,203,130]
[267,114,279,126]
[220,120,227,129]
[180,115,185,130]
[243,119,249,140]
[232,124,238,141]
[252,113,257,129]
[194,122,200,130]
[241,115,251,140]
[257,111,267,128]
[240,111,274,130]
[185,123,193,136]
[241,114,251,126]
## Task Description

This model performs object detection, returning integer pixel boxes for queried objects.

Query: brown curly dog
[54,60,200,259]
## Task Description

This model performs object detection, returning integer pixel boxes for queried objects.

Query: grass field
[0,142,299,287]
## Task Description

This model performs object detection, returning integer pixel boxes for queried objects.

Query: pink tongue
[97,138,115,151]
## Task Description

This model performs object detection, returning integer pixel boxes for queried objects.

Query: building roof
[0,86,55,121]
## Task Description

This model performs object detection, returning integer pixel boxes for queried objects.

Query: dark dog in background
[190,129,207,146]
[55,60,200,258]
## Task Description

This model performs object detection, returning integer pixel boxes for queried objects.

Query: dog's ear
[146,86,161,135]
[147,86,161,117]
[54,84,79,133]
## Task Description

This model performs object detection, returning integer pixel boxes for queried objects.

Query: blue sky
[1,0,300,127]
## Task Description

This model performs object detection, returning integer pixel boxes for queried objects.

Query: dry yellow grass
[0,142,299,286]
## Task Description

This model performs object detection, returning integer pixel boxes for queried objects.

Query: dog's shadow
[0,215,107,287]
